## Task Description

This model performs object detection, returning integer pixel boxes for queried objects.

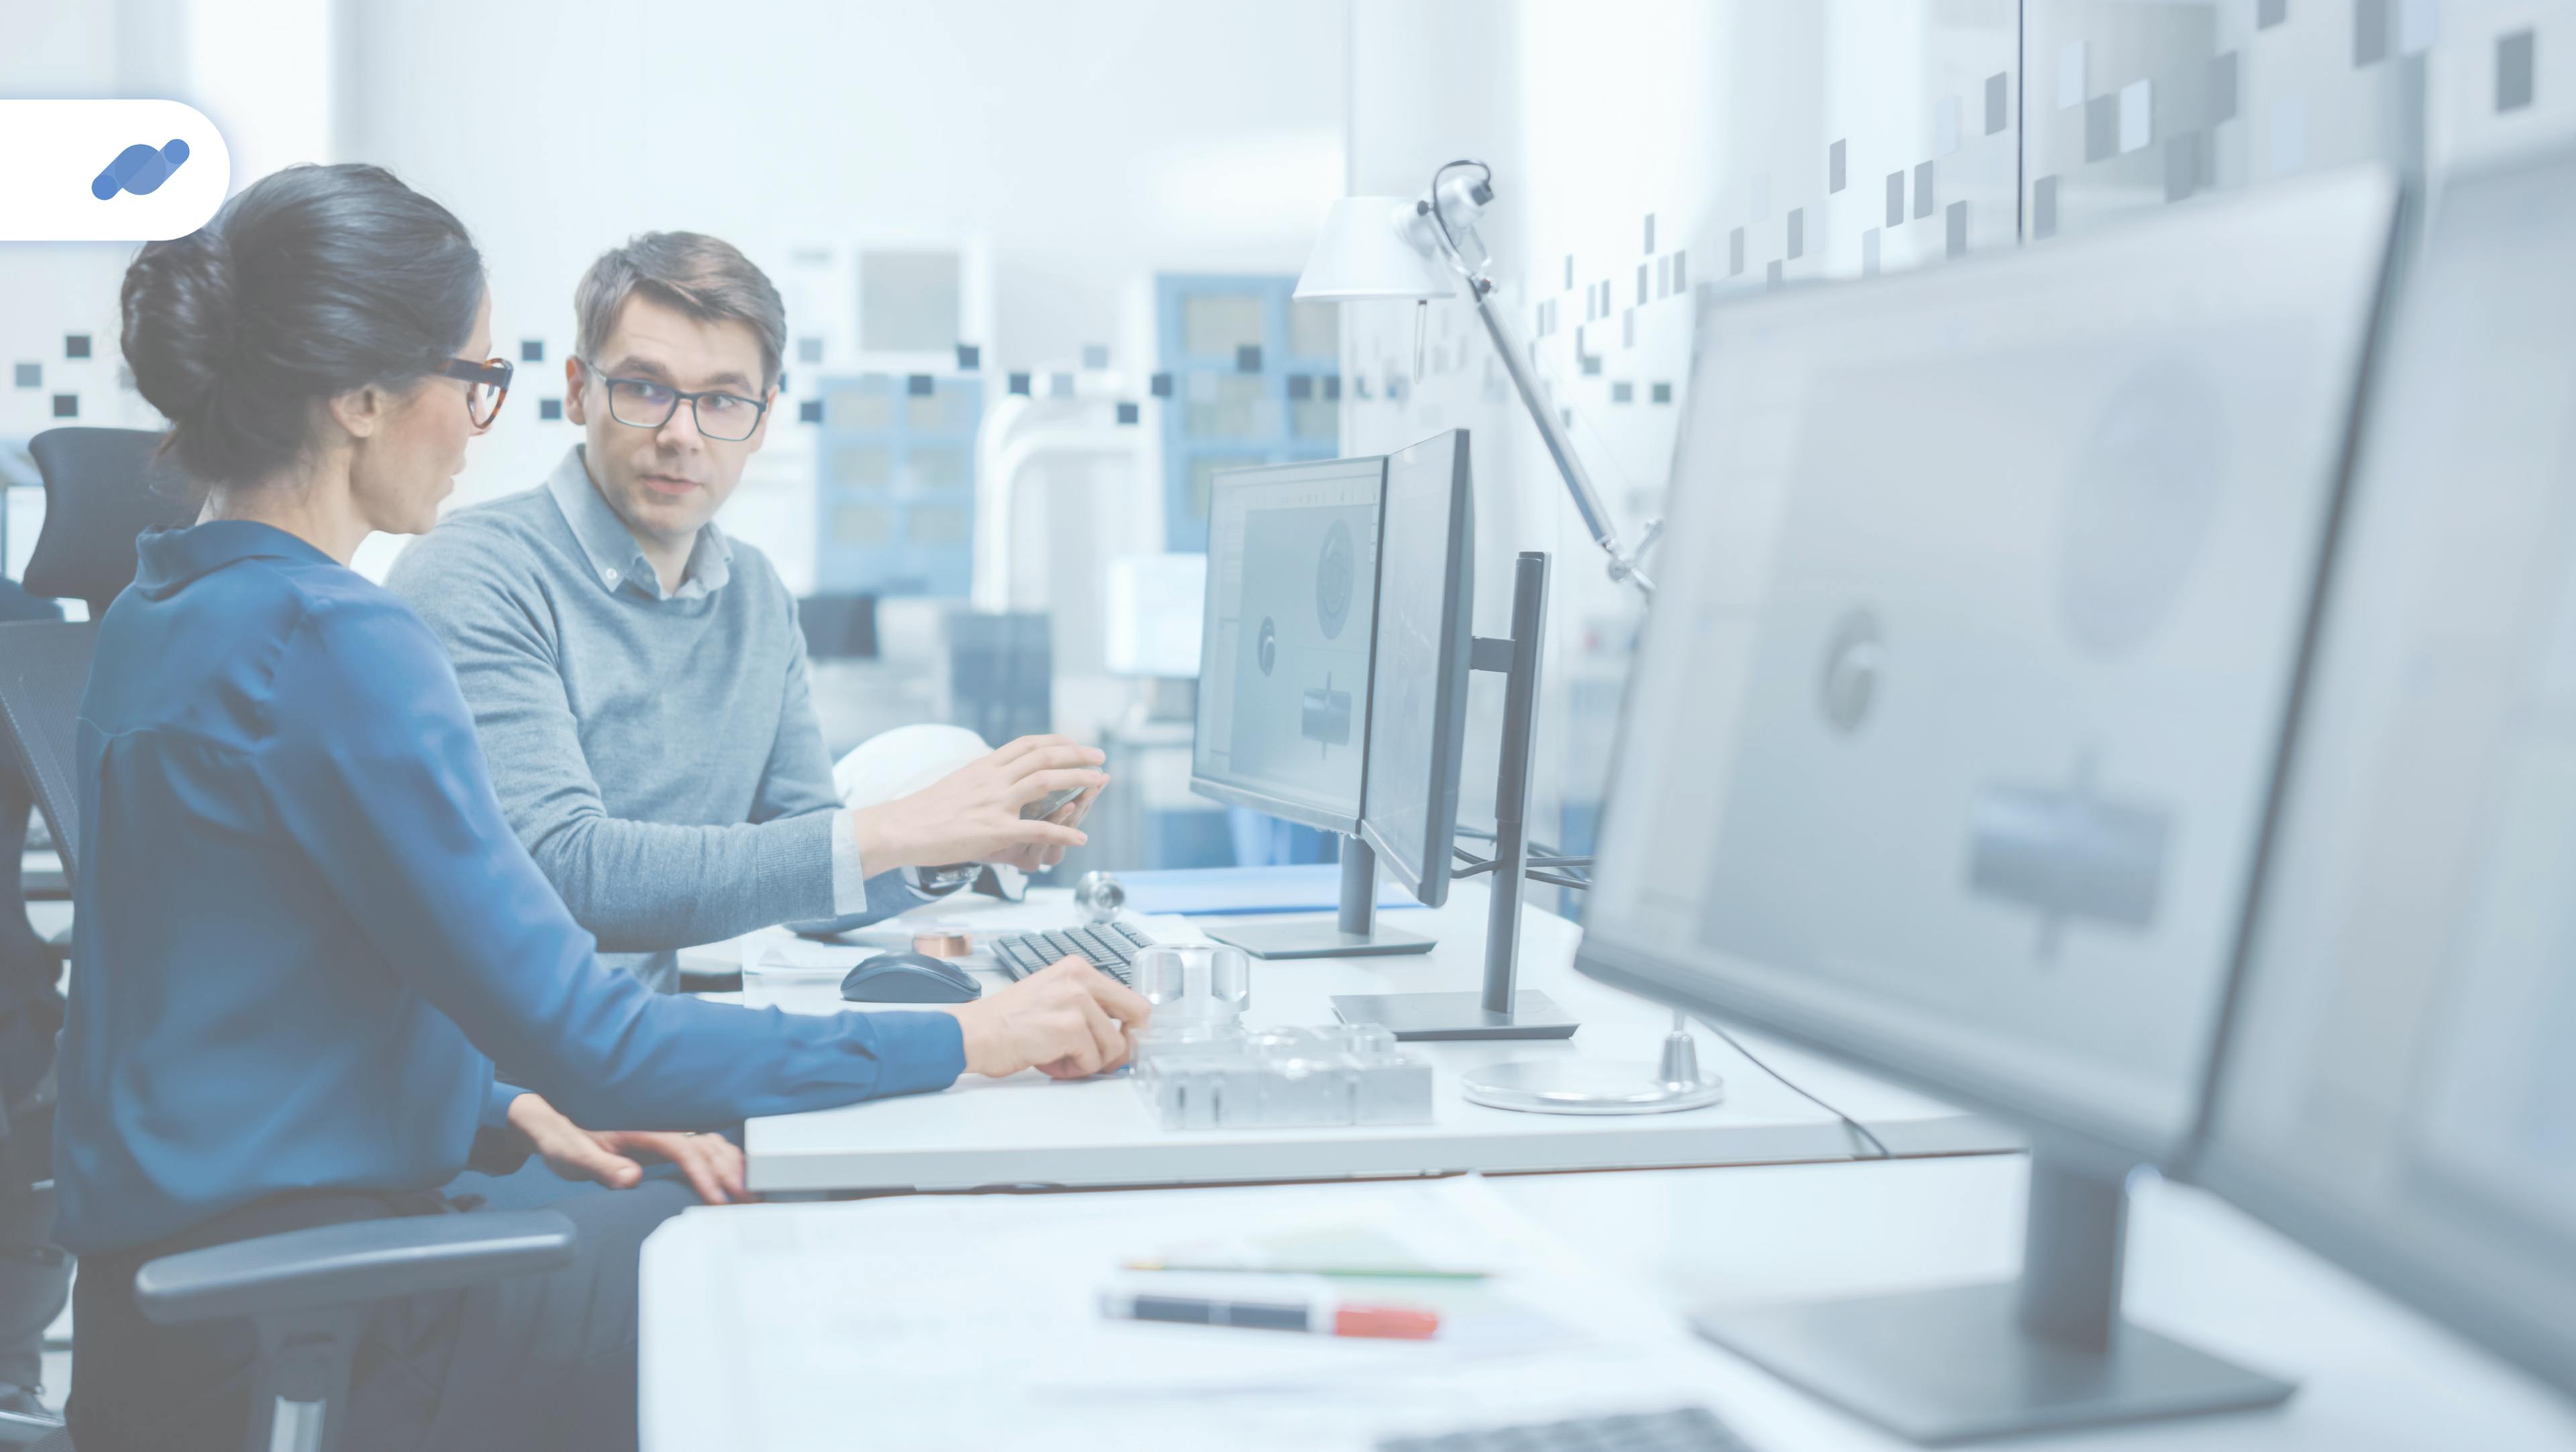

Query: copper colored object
[913,932,971,959]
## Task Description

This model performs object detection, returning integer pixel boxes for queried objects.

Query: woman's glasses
[439,356,515,429]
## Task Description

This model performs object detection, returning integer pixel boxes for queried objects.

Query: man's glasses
[576,358,770,443]
[439,356,514,429]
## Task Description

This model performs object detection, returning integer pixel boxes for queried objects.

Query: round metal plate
[1460,1059,1727,1116]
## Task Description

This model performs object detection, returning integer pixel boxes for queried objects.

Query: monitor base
[1460,1058,1725,1114]
[1331,990,1579,1041]
[1203,917,1435,960]
[1690,1282,2294,1445]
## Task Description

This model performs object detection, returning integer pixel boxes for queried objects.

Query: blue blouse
[54,522,963,1253]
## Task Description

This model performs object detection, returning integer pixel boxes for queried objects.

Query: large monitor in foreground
[1576,168,2400,1441]
[2194,146,2576,1402]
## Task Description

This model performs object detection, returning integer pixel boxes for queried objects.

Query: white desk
[639,1155,2576,1451]
[702,882,2019,1194]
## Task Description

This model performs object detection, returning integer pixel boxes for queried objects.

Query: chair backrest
[23,427,192,618]
[0,624,100,886]
[12,427,184,885]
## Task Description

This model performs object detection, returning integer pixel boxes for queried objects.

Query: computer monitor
[1356,429,1474,909]
[1191,454,1386,835]
[2192,146,2576,1401]
[1191,454,1436,960]
[1324,429,1573,1039]
[1575,167,2400,1442]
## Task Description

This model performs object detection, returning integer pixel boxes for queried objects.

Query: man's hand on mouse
[851,734,1108,874]
[938,957,1151,1079]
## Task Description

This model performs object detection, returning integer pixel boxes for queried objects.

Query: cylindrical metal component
[1130,942,1252,1051]
[1657,1012,1703,1092]
[1074,870,1126,925]
[912,933,971,959]
[271,1397,325,1452]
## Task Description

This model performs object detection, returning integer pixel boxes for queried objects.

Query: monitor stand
[1689,1151,2294,1445]
[1203,841,1436,960]
[1331,552,1579,1042]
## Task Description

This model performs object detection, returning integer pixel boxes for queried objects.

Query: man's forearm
[527,808,844,951]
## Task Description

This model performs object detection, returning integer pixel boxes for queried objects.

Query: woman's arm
[249,590,965,1131]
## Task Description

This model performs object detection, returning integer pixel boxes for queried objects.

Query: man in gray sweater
[390,232,1102,991]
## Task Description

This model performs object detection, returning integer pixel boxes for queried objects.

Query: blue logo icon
[93,139,191,201]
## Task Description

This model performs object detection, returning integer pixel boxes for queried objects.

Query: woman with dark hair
[55,163,1146,1451]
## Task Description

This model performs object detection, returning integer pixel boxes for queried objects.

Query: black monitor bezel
[1358,429,1476,908]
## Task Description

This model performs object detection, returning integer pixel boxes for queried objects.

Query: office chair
[0,428,582,1452]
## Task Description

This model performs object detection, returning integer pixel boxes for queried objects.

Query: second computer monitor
[2194,144,2576,1400]
[1191,455,1385,835]
[1357,429,1474,909]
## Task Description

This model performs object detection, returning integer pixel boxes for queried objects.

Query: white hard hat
[833,723,994,809]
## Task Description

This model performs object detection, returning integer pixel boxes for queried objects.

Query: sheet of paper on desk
[691,1177,1730,1451]
[1129,1220,1500,1279]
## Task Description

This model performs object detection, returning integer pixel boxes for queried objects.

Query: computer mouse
[841,951,983,1004]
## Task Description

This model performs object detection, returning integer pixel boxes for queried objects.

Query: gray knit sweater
[387,448,909,990]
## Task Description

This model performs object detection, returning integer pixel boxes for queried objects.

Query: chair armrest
[134,1210,578,1326]
[0,1405,64,1449]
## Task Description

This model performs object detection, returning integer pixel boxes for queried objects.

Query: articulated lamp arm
[1415,160,1658,598]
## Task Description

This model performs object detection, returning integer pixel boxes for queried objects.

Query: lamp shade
[1294,197,1460,301]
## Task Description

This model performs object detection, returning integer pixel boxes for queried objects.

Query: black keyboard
[1379,1407,1754,1452]
[984,920,1159,986]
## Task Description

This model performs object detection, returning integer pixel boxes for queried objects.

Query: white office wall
[1340,0,1974,854]
[1346,0,2576,871]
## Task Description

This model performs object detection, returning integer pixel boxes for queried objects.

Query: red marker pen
[1100,1286,1440,1340]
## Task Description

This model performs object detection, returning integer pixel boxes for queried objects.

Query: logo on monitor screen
[1317,520,1354,639]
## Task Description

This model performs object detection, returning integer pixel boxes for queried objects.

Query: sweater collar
[542,446,733,602]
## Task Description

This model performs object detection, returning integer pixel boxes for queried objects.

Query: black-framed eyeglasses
[439,356,514,429]
[575,357,771,443]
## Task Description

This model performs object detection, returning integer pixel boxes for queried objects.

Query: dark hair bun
[116,163,482,490]
[120,228,238,425]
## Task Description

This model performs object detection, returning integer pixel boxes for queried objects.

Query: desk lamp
[1294,160,1660,598]
[1299,164,1719,1114]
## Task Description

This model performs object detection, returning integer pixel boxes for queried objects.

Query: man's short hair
[574,231,786,388]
